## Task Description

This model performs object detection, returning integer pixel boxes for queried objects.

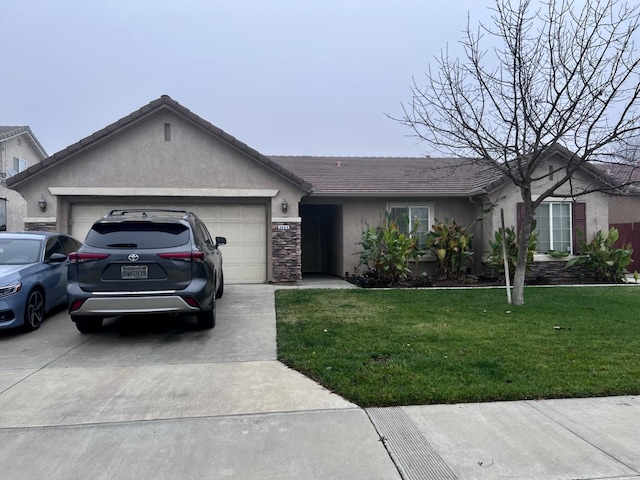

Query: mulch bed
[346,275,619,289]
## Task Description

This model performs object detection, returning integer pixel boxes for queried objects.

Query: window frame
[387,203,432,249]
[12,157,27,173]
[533,201,573,254]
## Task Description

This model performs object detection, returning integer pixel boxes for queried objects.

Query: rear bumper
[70,294,200,316]
[67,279,214,317]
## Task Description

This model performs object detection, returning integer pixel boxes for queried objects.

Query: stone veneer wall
[24,222,57,232]
[272,222,302,283]
[527,261,600,283]
[483,260,601,283]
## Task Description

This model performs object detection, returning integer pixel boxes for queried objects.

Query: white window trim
[12,157,27,173]
[533,200,573,255]
[387,203,433,229]
[387,203,434,260]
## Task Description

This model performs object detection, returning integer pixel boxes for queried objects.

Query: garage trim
[49,187,279,198]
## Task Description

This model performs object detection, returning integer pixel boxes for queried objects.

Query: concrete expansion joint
[523,400,640,476]
[366,407,458,480]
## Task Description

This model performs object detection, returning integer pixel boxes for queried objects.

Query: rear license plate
[121,265,148,279]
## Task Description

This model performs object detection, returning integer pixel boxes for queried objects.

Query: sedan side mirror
[46,253,68,264]
[215,237,227,248]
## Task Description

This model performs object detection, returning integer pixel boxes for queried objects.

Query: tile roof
[594,162,640,183]
[269,156,501,196]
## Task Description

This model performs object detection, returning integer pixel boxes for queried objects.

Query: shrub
[424,217,474,280]
[485,225,538,278]
[357,214,423,285]
[565,228,633,282]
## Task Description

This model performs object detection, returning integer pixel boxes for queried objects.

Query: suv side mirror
[215,237,227,248]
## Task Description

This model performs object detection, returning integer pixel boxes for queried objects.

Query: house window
[534,202,572,253]
[12,157,27,173]
[389,205,430,248]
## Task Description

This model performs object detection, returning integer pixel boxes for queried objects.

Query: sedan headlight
[0,283,22,298]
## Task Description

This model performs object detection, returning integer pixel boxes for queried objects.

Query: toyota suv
[67,209,226,333]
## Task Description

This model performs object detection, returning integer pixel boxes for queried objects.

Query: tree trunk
[513,193,534,305]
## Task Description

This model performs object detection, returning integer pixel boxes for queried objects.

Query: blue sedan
[0,232,82,332]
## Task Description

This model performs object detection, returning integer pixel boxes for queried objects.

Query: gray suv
[67,209,226,333]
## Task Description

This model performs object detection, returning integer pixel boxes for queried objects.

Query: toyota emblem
[128,254,140,262]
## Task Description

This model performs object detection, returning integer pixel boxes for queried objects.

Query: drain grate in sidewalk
[367,407,458,480]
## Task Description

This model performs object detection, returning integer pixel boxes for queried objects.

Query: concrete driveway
[0,285,399,480]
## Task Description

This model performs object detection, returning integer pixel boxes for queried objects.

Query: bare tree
[399,0,640,305]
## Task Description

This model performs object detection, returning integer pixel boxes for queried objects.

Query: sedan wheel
[23,289,45,331]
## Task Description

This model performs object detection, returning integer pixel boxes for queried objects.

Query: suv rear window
[85,222,190,249]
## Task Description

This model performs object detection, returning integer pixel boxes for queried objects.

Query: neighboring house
[4,96,623,283]
[0,126,48,231]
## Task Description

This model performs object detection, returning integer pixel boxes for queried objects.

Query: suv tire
[73,316,103,333]
[196,299,216,329]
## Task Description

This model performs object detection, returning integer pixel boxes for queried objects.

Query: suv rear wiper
[106,243,138,248]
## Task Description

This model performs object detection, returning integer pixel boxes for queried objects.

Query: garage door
[70,203,267,283]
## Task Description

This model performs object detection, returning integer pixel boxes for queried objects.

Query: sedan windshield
[0,239,42,264]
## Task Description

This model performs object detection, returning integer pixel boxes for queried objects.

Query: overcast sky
[3,1,495,158]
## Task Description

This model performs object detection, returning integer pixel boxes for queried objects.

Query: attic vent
[336,161,342,167]
[164,123,171,141]
[17,138,22,147]
[548,165,554,181]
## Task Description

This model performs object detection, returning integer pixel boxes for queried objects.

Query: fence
[610,222,640,272]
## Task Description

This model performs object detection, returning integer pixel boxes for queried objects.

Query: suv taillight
[157,251,205,262]
[69,252,111,263]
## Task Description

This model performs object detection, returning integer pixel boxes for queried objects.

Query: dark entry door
[302,216,322,272]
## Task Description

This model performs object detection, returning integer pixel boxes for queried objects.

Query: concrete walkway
[0,281,638,479]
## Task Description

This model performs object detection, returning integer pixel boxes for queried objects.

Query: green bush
[566,228,633,282]
[357,214,423,285]
[485,225,538,278]
[424,217,474,280]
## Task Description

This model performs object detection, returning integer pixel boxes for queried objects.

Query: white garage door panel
[244,245,267,262]
[71,203,266,284]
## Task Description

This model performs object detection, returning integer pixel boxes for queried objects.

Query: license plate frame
[121,265,148,280]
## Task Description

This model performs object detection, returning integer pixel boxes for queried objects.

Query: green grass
[275,286,640,407]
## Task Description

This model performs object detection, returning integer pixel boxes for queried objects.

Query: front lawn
[275,286,640,407]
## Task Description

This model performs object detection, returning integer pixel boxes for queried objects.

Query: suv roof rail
[107,209,193,217]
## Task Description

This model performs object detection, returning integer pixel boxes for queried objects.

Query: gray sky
[3,1,494,157]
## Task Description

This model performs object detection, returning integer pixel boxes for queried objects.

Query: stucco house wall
[18,111,304,222]
[608,195,640,224]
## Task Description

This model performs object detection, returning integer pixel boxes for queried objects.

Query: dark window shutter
[572,203,586,254]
